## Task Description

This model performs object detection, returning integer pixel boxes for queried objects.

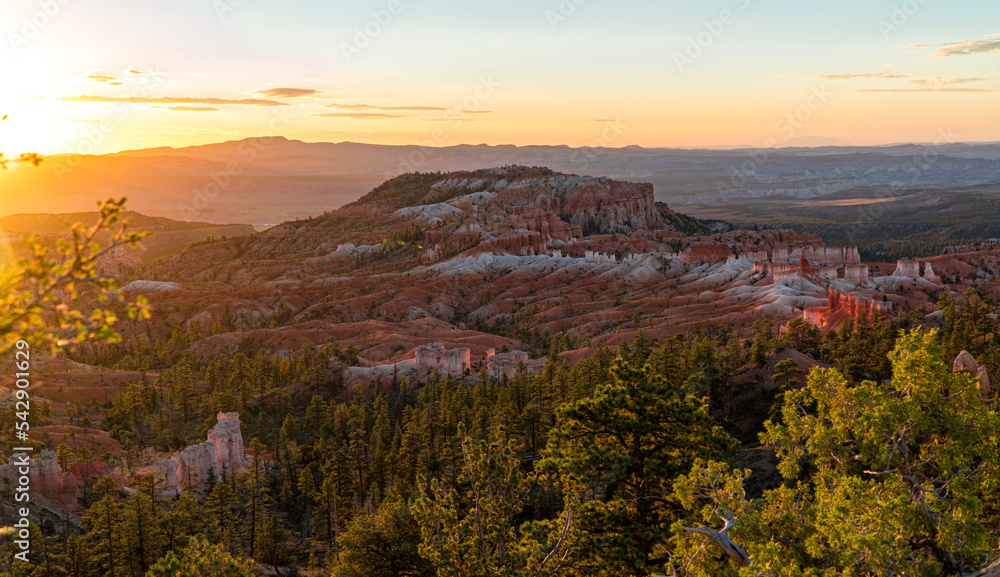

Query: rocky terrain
[92,166,1000,384]
[3,165,1000,526]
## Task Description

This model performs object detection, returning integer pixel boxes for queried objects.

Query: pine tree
[83,478,125,577]
[147,537,255,577]
[540,358,735,575]
[673,328,1000,576]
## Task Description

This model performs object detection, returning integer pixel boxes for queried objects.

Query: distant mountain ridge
[2,137,999,226]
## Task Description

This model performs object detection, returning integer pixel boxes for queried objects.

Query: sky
[1,0,998,155]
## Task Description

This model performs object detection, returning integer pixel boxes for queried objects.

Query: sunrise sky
[2,0,998,155]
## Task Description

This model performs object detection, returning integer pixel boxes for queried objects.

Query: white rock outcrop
[144,412,251,497]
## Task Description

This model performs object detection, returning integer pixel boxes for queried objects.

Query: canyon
[106,166,998,381]
[5,166,999,521]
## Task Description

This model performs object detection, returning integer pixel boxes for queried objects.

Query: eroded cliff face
[0,451,90,517]
[111,166,1000,384]
[953,350,991,398]
[143,412,250,497]
[487,176,662,236]
[828,290,892,319]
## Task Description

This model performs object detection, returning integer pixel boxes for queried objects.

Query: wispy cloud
[818,71,908,81]
[419,111,492,121]
[323,103,448,112]
[929,34,1000,57]
[908,76,984,86]
[86,73,123,85]
[254,87,321,98]
[161,106,220,111]
[59,95,287,106]
[854,88,991,93]
[311,112,403,119]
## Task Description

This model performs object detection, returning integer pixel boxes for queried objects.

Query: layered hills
[7,166,1000,522]
[92,166,999,386]
[4,138,1000,239]
[0,211,255,265]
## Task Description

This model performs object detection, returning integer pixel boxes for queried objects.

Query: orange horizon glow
[2,2,998,156]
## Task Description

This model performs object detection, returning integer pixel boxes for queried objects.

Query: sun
[0,62,80,156]
[0,95,70,157]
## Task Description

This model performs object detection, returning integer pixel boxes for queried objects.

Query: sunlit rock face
[0,451,81,516]
[144,412,251,497]
[416,343,471,377]
[953,350,991,399]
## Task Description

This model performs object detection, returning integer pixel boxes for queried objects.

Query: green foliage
[413,427,573,577]
[335,500,433,577]
[0,197,150,358]
[541,359,735,575]
[146,537,257,577]
[673,328,1000,576]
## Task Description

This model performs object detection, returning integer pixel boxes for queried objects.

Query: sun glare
[0,95,71,156]
[0,62,80,156]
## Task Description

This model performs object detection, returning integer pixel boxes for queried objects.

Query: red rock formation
[142,412,250,497]
[416,343,471,376]
[828,289,892,319]
[953,350,991,398]
[893,260,921,278]
[802,290,893,329]
[486,349,529,379]
[477,232,548,256]
[69,460,112,483]
[490,176,662,236]
[0,451,80,515]
[686,244,732,263]
[845,264,870,284]
[771,246,860,266]
[923,262,942,284]
[803,308,829,327]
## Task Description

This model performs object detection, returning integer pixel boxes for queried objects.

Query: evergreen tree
[540,359,735,576]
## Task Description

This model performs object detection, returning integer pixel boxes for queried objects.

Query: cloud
[818,71,908,81]
[160,106,220,111]
[853,88,991,93]
[323,103,448,112]
[318,103,492,120]
[311,112,403,119]
[930,35,1000,57]
[59,95,287,107]
[128,69,146,75]
[86,73,123,85]
[908,76,984,86]
[419,110,492,121]
[254,87,321,98]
